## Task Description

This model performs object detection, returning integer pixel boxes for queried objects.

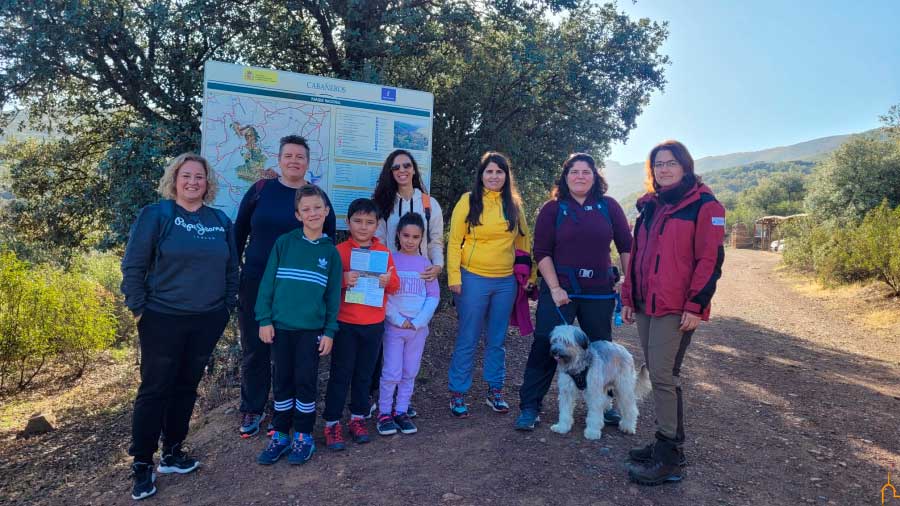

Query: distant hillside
[603,131,866,199]
[618,160,818,221]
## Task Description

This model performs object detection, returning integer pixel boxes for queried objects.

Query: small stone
[18,413,56,438]
[224,407,236,415]
[442,493,463,502]
[539,438,546,443]
[599,447,611,456]
[91,491,102,498]
[810,477,822,482]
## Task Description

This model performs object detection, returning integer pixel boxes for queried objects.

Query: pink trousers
[378,323,428,414]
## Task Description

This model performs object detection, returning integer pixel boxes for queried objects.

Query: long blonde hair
[157,152,218,203]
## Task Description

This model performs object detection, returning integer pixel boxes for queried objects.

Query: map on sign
[200,61,434,227]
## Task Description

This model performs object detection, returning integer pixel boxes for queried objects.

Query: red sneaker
[348,418,370,444]
[324,422,345,451]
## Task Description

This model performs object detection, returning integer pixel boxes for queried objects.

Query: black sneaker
[376,414,398,436]
[239,413,262,438]
[406,405,418,418]
[131,462,157,500]
[157,444,200,474]
[603,407,622,426]
[393,413,417,434]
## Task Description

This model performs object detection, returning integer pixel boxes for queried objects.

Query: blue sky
[607,0,900,164]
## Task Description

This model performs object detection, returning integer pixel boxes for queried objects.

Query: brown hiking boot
[628,441,687,466]
[627,440,684,486]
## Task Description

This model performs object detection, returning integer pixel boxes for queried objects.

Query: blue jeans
[448,269,517,394]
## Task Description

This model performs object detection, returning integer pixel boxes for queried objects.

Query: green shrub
[0,250,116,390]
[853,201,900,295]
[75,252,135,345]
[781,217,871,286]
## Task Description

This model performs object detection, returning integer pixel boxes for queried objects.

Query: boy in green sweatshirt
[254,185,343,465]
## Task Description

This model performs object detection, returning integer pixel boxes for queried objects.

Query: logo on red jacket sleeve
[711,217,726,226]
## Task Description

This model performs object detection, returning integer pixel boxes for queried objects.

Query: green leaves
[0,250,116,390]
[1,0,669,259]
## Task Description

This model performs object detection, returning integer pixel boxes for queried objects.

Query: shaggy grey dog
[549,325,651,440]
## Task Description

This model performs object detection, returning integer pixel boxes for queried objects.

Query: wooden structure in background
[730,223,753,249]
[754,214,807,250]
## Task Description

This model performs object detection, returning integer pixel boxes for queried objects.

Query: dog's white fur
[549,325,651,440]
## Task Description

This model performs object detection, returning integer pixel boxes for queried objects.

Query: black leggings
[129,307,228,463]
[518,282,614,411]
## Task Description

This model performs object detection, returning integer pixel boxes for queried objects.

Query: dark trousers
[238,275,271,415]
[130,307,228,463]
[519,281,614,411]
[271,328,321,434]
[323,321,384,421]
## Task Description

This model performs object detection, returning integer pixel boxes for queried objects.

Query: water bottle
[613,293,623,327]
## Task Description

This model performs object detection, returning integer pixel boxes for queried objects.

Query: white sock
[325,420,338,427]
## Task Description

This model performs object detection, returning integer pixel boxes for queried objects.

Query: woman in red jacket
[620,140,725,486]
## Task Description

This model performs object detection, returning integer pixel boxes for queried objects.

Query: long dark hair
[644,140,700,193]
[466,151,523,234]
[372,149,426,221]
[394,212,426,251]
[552,152,608,201]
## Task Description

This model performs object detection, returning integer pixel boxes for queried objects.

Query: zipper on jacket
[651,293,657,313]
[654,254,660,274]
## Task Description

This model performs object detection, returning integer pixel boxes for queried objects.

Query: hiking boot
[287,433,315,465]
[130,462,157,501]
[514,408,541,431]
[485,387,510,413]
[348,418,370,443]
[324,423,346,451]
[257,432,291,465]
[376,414,399,435]
[406,405,418,418]
[239,413,262,438]
[450,392,469,418]
[603,407,622,426]
[393,413,418,434]
[627,440,684,486]
[628,442,687,466]
[158,443,200,474]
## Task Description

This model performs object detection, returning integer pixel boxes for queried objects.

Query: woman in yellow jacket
[447,151,535,417]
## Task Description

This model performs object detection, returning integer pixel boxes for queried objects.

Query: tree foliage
[0,249,116,390]
[804,136,900,225]
[1,0,668,259]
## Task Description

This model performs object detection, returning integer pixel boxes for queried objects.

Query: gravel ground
[1,248,898,506]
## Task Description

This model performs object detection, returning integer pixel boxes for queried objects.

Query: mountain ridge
[603,130,873,199]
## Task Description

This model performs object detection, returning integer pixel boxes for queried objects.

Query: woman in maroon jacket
[514,153,632,431]
[621,140,725,486]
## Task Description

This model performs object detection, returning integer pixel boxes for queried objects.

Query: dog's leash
[554,304,569,326]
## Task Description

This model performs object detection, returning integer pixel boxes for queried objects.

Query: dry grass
[781,271,900,335]
[0,348,138,435]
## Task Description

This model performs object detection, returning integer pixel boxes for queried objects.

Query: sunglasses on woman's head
[391,162,413,171]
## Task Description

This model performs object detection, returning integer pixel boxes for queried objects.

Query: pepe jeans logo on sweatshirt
[318,257,328,269]
[174,217,225,236]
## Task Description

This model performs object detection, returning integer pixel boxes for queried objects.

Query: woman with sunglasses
[371,149,444,418]
[373,149,444,281]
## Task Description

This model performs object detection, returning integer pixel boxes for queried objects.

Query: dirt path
[2,249,898,506]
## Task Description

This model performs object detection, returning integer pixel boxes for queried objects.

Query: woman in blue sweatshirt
[233,135,337,438]
[120,153,238,501]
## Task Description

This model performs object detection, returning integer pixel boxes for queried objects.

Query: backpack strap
[157,199,176,243]
[421,192,432,222]
[246,177,272,217]
[555,198,612,228]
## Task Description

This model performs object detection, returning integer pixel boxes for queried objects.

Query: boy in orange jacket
[323,198,400,449]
